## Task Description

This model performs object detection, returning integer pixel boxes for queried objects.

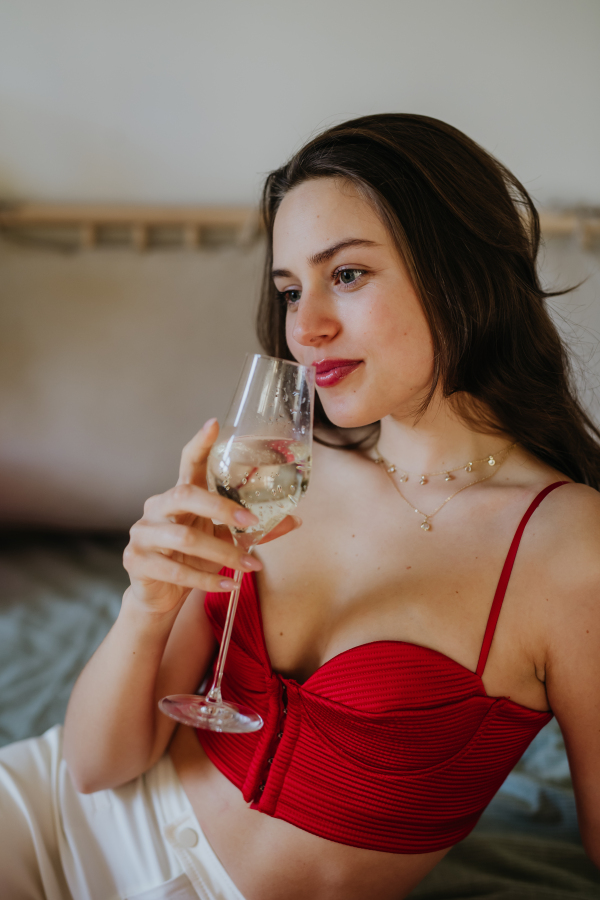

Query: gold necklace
[373,443,517,532]
[375,443,517,485]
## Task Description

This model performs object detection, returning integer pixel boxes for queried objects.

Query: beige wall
[1,234,598,530]
[0,240,262,528]
[1,1,599,528]
[1,0,599,207]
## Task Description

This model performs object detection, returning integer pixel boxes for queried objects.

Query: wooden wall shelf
[0,204,260,250]
[0,203,598,251]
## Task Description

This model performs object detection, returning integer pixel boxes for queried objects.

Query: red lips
[313,358,363,388]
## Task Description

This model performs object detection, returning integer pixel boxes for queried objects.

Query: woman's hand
[66,416,306,791]
[123,419,300,616]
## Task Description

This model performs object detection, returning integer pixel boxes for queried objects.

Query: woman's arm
[63,420,263,792]
[63,585,215,793]
[544,488,600,867]
[63,420,300,792]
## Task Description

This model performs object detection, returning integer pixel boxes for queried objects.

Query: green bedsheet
[0,531,598,898]
[413,834,599,899]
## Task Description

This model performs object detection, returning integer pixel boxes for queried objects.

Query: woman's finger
[127,549,239,593]
[144,483,258,532]
[130,520,262,572]
[177,418,219,486]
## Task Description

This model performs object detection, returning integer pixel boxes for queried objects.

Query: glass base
[158,694,264,733]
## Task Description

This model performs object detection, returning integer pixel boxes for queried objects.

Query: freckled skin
[275,179,435,429]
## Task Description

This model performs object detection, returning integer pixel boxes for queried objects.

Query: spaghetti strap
[475,481,569,678]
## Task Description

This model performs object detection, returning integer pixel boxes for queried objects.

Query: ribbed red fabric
[197,482,567,854]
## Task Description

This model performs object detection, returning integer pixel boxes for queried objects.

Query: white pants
[0,726,247,900]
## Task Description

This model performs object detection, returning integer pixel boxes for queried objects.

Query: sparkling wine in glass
[159,354,314,733]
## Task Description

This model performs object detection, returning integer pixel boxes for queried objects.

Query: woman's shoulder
[527,479,600,592]
[533,479,600,533]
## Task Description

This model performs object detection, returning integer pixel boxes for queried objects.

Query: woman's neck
[377,393,511,474]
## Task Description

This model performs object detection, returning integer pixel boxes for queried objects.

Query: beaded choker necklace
[373,443,518,531]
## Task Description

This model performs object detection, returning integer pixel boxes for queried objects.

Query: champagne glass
[159,354,314,733]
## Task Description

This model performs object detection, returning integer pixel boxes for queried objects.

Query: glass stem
[205,563,245,705]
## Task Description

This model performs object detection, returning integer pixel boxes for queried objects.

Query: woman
[1,114,599,900]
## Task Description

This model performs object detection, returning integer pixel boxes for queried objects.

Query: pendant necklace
[373,442,517,532]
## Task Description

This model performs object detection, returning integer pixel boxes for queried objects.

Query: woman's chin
[319,403,379,431]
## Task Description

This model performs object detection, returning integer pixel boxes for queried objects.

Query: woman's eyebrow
[272,238,379,278]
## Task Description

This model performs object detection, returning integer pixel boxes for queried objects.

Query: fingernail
[291,515,302,527]
[220,579,237,590]
[234,509,258,526]
[242,555,262,571]
[203,418,218,430]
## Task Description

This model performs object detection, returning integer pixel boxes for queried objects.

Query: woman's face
[272,177,435,428]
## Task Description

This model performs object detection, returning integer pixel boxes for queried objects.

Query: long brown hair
[257,113,600,487]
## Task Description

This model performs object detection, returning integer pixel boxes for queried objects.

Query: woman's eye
[336,268,365,286]
[278,289,301,305]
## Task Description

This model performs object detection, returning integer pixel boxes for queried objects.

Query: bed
[1,529,598,899]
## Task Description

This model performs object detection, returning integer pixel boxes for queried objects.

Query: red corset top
[197,482,566,854]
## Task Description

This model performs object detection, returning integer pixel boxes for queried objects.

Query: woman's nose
[291,289,339,347]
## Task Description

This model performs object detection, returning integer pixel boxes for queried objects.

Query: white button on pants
[176,828,199,849]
